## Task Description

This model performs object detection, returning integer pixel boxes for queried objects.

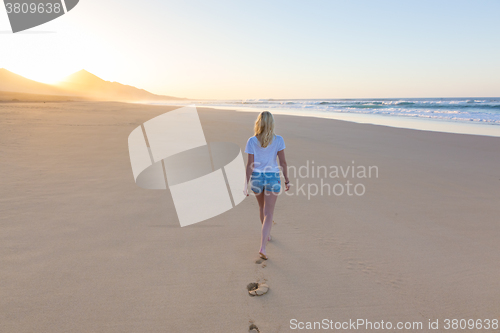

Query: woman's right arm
[244,154,254,196]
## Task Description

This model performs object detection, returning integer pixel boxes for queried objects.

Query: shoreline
[145,102,500,138]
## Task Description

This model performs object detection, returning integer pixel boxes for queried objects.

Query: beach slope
[1,102,499,332]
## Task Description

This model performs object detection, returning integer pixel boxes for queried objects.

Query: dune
[55,70,185,102]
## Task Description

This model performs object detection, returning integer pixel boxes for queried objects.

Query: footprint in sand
[254,258,267,267]
[249,323,260,333]
[247,282,269,296]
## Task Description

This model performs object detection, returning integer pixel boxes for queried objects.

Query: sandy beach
[1,101,500,332]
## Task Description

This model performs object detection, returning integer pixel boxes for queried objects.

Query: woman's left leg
[259,191,278,257]
[255,191,273,241]
[255,191,265,224]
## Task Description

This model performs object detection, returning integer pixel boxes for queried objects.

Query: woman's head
[254,111,275,148]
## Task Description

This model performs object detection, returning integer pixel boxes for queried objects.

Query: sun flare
[10,67,68,85]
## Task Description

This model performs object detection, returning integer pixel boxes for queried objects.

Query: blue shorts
[250,172,281,194]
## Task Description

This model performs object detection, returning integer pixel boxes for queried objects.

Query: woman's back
[245,135,286,173]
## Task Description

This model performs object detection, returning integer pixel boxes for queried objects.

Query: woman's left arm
[277,149,290,191]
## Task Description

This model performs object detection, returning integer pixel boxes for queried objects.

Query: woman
[243,111,290,260]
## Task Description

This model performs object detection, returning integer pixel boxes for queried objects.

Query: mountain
[55,70,184,102]
[0,68,71,96]
[0,68,184,102]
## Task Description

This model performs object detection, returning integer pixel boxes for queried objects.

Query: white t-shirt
[244,135,286,173]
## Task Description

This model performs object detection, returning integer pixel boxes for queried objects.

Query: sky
[0,0,499,99]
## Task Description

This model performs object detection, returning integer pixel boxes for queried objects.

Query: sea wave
[196,98,500,125]
[151,98,500,125]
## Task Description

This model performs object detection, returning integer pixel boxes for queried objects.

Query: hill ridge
[0,68,184,102]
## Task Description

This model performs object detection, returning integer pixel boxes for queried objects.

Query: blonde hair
[254,111,275,148]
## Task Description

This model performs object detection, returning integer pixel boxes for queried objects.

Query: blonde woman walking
[243,111,290,260]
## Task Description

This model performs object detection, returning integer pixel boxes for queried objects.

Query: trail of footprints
[247,221,276,333]
[246,226,409,332]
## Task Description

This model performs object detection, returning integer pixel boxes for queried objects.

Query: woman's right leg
[255,191,272,241]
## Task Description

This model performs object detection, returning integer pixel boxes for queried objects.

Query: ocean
[148,97,500,137]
